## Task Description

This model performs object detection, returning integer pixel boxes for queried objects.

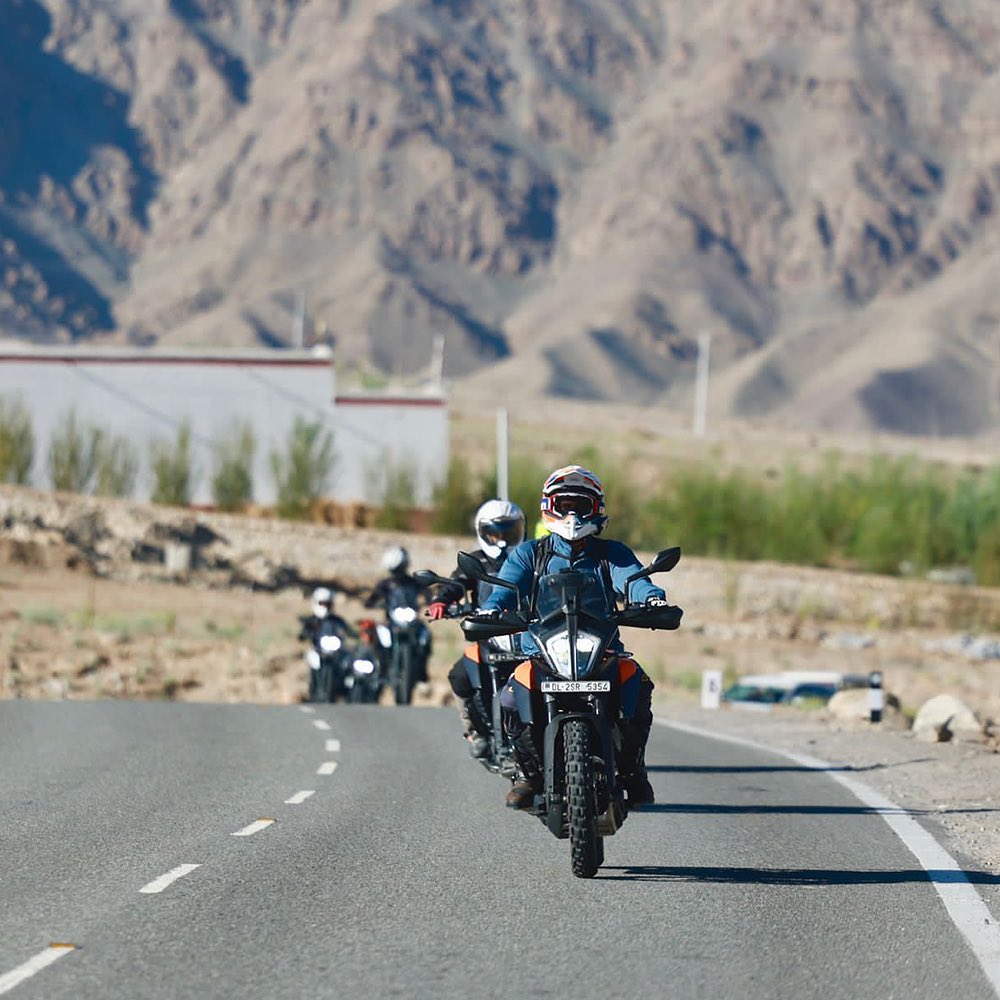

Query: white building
[0,344,448,506]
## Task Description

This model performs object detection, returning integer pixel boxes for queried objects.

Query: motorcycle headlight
[375,624,392,648]
[543,632,601,679]
[390,607,418,625]
[319,635,342,653]
[490,634,513,652]
[353,659,376,675]
[306,649,321,670]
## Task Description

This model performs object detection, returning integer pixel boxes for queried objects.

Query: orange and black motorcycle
[460,547,683,879]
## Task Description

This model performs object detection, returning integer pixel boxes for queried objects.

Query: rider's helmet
[474,499,526,559]
[310,586,335,618]
[539,465,607,542]
[381,546,409,575]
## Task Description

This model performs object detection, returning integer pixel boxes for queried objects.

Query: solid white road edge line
[313,720,331,731]
[0,945,76,996]
[139,864,202,895]
[655,717,1000,997]
[232,818,276,837]
[325,738,341,752]
[317,761,339,776]
[285,790,316,804]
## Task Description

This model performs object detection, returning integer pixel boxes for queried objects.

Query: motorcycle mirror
[413,569,451,588]
[456,550,522,608]
[624,546,681,605]
[456,551,485,580]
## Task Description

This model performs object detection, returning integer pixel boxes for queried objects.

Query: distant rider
[480,466,667,810]
[366,546,432,683]
[426,499,526,757]
[299,587,356,701]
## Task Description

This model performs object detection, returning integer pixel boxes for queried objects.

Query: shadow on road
[636,802,999,817]
[647,759,933,775]
[600,866,1000,886]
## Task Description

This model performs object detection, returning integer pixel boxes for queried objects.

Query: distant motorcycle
[461,547,683,879]
[345,619,384,704]
[301,614,353,704]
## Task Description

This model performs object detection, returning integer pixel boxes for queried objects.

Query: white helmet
[310,586,334,618]
[539,465,607,542]
[381,546,409,574]
[475,499,525,559]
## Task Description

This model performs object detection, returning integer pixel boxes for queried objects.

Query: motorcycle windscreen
[536,572,609,622]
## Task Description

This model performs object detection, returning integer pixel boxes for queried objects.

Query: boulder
[912,694,982,743]
[825,687,903,726]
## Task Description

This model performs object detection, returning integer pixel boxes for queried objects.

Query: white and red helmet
[539,466,607,541]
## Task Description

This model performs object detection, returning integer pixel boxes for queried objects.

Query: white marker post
[700,669,723,710]
[496,408,509,501]
[693,332,711,438]
[869,671,884,724]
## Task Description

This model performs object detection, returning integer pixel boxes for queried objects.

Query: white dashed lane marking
[299,706,315,714]
[232,818,276,837]
[325,739,341,752]
[317,762,339,776]
[312,720,331,731]
[285,790,315,805]
[0,945,76,996]
[139,864,202,895]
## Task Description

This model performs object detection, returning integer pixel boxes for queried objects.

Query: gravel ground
[656,702,1000,877]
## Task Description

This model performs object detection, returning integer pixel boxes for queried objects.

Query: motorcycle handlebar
[612,604,684,630]
[461,612,531,640]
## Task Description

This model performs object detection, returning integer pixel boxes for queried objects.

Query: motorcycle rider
[299,587,356,700]
[426,499,526,757]
[366,546,432,683]
[479,466,667,810]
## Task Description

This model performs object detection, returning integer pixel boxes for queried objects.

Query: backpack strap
[528,534,555,612]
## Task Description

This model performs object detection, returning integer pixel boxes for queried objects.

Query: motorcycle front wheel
[565,719,602,878]
[394,644,413,706]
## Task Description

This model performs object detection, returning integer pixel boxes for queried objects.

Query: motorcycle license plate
[540,681,611,693]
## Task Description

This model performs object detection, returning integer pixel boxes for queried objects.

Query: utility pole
[430,334,445,393]
[693,332,711,437]
[496,408,509,501]
[293,287,307,348]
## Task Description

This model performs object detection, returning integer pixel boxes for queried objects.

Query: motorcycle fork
[541,696,616,839]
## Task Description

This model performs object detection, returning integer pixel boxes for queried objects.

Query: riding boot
[506,725,543,809]
[618,716,654,807]
[459,697,490,758]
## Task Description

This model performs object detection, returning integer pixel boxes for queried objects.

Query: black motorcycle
[345,619,384,704]
[374,585,431,706]
[461,547,683,878]
[301,615,353,704]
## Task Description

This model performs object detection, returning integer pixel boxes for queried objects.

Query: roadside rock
[912,694,982,743]
[825,688,904,728]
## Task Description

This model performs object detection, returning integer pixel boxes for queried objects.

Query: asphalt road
[1,701,997,999]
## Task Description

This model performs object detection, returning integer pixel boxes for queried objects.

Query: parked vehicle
[723,670,867,708]
[461,547,683,878]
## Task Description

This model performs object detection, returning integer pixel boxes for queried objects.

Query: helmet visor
[479,516,525,549]
[545,492,599,519]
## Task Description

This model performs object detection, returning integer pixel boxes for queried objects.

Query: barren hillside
[2,0,1000,433]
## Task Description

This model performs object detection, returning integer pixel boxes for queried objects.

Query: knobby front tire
[565,719,602,878]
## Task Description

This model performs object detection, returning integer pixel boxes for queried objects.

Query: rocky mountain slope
[2,0,1000,433]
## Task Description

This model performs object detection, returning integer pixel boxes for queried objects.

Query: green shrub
[270,417,335,519]
[151,421,196,507]
[0,395,34,484]
[211,422,255,511]
[369,456,418,530]
[48,409,104,493]
[431,455,485,535]
[94,435,139,498]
